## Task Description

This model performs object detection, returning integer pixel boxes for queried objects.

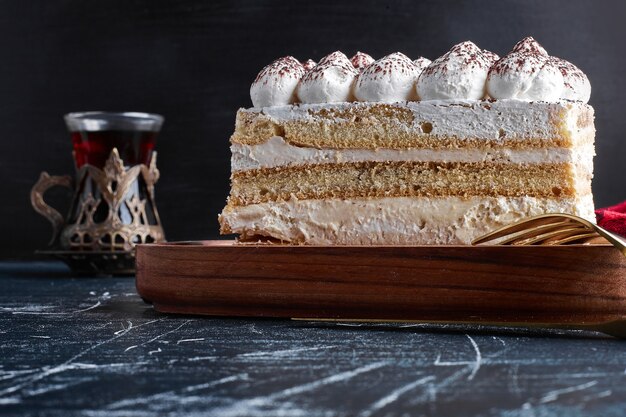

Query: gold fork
[472,213,626,256]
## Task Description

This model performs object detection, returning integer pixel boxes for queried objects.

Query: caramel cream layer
[231,136,595,172]
[219,195,596,245]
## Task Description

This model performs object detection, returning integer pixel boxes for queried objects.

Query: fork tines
[472,214,610,246]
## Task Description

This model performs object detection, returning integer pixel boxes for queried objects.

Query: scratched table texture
[1,262,625,417]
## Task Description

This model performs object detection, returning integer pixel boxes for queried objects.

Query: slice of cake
[219,37,595,245]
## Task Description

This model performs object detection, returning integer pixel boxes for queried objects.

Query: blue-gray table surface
[0,261,624,417]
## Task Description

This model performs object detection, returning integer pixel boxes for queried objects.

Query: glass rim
[64,111,164,132]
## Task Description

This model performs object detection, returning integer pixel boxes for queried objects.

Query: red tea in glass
[63,111,164,227]
[65,112,163,169]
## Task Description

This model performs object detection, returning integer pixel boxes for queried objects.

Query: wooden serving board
[135,241,626,325]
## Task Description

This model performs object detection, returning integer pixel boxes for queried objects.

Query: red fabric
[596,200,626,237]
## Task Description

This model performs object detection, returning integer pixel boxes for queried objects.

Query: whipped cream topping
[249,38,590,107]
[416,41,493,100]
[302,59,316,71]
[296,51,358,104]
[353,52,420,102]
[551,57,591,103]
[487,37,563,102]
[413,57,432,73]
[350,52,374,71]
[250,56,305,108]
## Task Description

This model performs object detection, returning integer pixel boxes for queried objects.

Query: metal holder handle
[30,172,73,246]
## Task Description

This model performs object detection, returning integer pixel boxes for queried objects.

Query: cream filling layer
[243,99,593,142]
[220,195,596,245]
[231,136,596,172]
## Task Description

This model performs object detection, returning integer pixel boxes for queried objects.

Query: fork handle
[593,226,626,257]
[293,318,626,339]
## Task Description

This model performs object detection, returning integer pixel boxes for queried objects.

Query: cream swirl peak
[511,36,548,56]
[550,57,591,103]
[482,49,500,64]
[351,52,374,71]
[487,37,563,102]
[302,59,317,71]
[353,52,420,102]
[413,57,432,73]
[250,56,305,108]
[297,51,358,104]
[416,41,495,100]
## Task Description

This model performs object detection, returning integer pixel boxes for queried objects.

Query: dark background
[1,0,625,258]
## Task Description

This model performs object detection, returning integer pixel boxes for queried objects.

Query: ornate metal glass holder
[31,148,165,275]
